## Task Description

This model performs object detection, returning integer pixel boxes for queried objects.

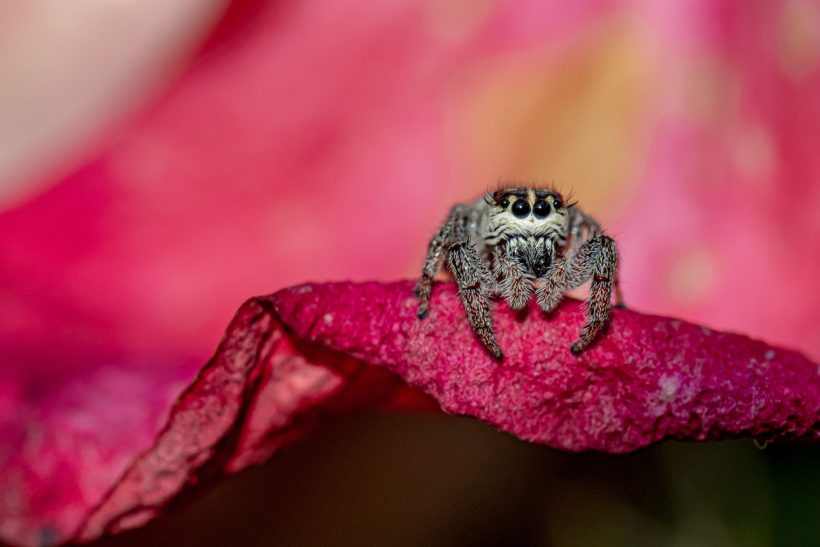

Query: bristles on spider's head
[487,186,566,208]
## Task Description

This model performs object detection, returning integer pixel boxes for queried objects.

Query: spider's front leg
[569,234,618,355]
[613,270,626,308]
[446,239,503,359]
[536,234,618,355]
[415,206,460,319]
[414,206,502,358]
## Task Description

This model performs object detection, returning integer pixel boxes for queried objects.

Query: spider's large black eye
[511,199,530,218]
[533,199,550,218]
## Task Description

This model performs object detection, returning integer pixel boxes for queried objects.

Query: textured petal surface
[272,282,820,453]
[8,280,817,546]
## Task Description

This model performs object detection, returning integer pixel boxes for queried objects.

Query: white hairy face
[483,187,569,245]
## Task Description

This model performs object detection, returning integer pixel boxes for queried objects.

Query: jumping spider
[415,186,622,358]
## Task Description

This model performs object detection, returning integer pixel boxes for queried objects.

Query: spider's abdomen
[504,236,554,278]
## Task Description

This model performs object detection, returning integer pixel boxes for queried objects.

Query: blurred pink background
[3,1,818,384]
[1,1,819,545]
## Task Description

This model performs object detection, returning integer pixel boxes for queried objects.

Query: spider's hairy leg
[447,239,503,359]
[492,246,533,310]
[614,270,626,308]
[415,206,463,319]
[568,234,618,355]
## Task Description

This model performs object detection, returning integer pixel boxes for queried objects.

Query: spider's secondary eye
[533,199,550,217]
[499,197,510,208]
[511,199,530,218]
[552,197,562,209]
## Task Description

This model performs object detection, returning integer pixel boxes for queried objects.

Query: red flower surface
[3,281,818,546]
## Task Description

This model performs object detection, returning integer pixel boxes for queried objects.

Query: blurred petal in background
[1,0,818,545]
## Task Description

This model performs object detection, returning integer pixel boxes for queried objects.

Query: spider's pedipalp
[536,257,568,314]
[492,246,532,310]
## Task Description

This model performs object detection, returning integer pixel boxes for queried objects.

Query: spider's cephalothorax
[414,186,622,358]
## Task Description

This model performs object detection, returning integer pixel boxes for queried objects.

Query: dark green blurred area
[94,413,819,547]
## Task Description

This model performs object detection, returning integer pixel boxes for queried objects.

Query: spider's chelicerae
[415,185,622,358]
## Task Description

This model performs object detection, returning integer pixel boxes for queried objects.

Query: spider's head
[486,187,569,239]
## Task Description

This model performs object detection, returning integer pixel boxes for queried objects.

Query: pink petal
[272,281,820,452]
[6,280,816,546]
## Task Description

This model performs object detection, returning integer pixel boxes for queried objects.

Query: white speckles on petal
[322,313,334,325]
[658,375,680,403]
[648,374,685,417]
[764,350,775,360]
[700,326,712,336]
